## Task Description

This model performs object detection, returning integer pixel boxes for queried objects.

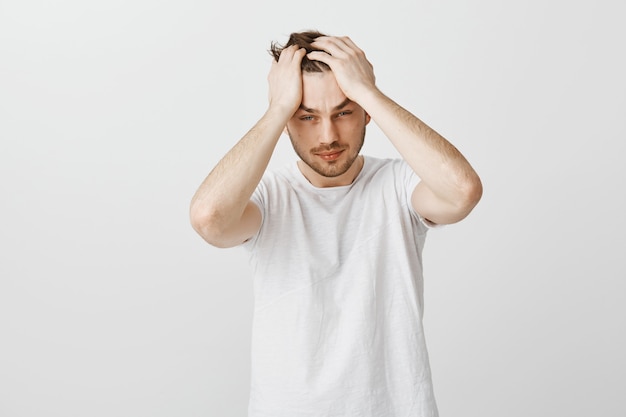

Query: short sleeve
[396,159,439,230]
[241,178,267,251]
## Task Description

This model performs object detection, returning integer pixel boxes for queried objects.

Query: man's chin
[303,158,356,178]
[307,160,352,178]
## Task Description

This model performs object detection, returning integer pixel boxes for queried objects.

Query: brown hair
[269,30,330,73]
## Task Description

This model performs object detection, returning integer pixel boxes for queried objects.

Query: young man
[190,31,482,417]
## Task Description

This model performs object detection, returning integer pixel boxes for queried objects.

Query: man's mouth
[315,150,344,161]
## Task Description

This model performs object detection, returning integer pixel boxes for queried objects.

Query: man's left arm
[308,36,482,225]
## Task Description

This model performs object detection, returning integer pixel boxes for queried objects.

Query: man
[190,31,482,417]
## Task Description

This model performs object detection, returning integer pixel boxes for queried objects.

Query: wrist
[268,100,298,118]
[352,86,385,114]
[263,104,295,130]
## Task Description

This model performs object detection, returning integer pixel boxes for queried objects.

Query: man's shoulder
[261,161,295,180]
[256,162,301,194]
[361,155,411,179]
[364,155,406,167]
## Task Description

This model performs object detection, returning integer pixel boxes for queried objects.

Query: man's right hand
[267,45,306,117]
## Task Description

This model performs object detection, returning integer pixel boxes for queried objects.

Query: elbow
[457,172,483,216]
[440,172,483,225]
[189,204,229,248]
[415,172,483,226]
[465,173,483,206]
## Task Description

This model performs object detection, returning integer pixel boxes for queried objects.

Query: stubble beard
[288,126,366,178]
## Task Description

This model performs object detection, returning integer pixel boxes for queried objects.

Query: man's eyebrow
[298,98,353,113]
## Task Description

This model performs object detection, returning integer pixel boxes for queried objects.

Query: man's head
[270,31,371,187]
[269,31,330,73]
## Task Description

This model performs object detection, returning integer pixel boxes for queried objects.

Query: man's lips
[315,150,344,161]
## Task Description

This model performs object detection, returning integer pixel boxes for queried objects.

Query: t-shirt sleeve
[396,159,438,230]
[241,178,267,251]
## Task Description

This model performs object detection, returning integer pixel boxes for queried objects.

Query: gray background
[1,0,624,416]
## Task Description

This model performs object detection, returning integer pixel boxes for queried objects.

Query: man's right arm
[189,46,305,248]
[189,108,290,248]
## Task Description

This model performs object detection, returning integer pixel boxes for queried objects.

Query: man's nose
[319,119,339,144]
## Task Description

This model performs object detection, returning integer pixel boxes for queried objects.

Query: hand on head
[267,45,306,116]
[268,35,377,117]
[307,36,377,103]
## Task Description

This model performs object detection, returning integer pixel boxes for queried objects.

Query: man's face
[286,71,370,187]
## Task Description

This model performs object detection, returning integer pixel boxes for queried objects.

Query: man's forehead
[300,72,351,112]
[298,97,353,113]
[301,70,338,86]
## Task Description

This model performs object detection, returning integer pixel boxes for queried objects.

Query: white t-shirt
[243,156,438,417]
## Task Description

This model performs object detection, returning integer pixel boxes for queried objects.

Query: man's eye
[337,111,352,117]
[300,116,315,121]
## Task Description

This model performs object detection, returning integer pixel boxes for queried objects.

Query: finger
[311,36,354,57]
[292,47,307,64]
[306,50,335,66]
[310,37,343,57]
[277,44,299,63]
[336,36,364,55]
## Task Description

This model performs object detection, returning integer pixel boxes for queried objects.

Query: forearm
[190,107,289,233]
[304,35,481,223]
[359,88,481,207]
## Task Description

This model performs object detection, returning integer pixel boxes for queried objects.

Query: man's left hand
[307,36,377,103]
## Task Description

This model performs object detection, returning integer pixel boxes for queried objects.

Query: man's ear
[365,112,371,125]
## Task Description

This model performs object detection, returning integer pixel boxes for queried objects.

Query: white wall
[1,0,624,416]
